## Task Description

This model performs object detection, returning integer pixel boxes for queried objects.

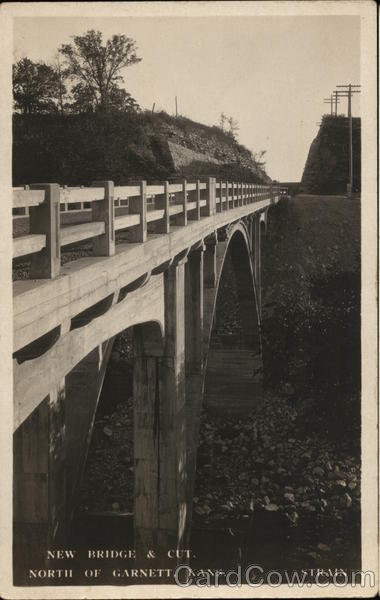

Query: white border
[0,2,377,598]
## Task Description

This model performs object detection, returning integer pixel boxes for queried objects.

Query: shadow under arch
[203,223,263,415]
[65,319,164,530]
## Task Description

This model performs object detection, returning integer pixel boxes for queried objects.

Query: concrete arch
[203,222,263,414]
[14,275,165,430]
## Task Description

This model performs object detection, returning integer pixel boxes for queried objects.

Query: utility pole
[336,84,361,198]
[323,95,334,115]
[175,96,178,118]
[333,91,340,116]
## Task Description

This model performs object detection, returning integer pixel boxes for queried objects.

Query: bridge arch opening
[65,320,164,549]
[203,227,263,416]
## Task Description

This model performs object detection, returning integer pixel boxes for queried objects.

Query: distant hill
[300,115,361,194]
[13,111,271,186]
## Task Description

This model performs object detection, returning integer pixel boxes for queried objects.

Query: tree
[227,116,239,140]
[219,112,226,131]
[13,57,63,114]
[108,85,140,113]
[54,57,69,114]
[59,29,141,112]
[254,149,267,167]
[70,82,96,113]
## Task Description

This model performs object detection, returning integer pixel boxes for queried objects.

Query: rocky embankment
[13,111,270,187]
[301,115,361,194]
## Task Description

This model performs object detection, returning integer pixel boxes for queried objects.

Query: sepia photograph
[0,1,378,598]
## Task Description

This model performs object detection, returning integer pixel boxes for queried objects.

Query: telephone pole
[323,95,334,115]
[333,90,340,116]
[336,84,361,198]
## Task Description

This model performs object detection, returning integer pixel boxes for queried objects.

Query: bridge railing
[13,179,281,280]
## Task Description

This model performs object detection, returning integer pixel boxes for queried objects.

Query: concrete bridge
[12,177,281,572]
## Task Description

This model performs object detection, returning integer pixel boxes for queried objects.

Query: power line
[323,94,340,115]
[334,84,361,198]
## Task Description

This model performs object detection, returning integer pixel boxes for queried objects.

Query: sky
[13,15,360,182]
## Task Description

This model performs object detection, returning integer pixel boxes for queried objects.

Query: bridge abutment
[13,381,66,578]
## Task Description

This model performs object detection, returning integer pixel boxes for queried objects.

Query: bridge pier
[185,247,204,537]
[13,380,66,578]
[254,215,262,313]
[134,261,187,559]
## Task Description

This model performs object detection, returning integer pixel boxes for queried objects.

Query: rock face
[301,115,361,194]
[153,114,271,183]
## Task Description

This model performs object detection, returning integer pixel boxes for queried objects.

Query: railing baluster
[204,177,216,216]
[194,180,201,220]
[155,181,170,233]
[91,180,115,256]
[180,179,188,226]
[29,183,61,279]
[215,181,221,213]
[129,181,147,242]
[225,181,230,210]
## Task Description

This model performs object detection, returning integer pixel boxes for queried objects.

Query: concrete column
[254,216,261,313]
[133,328,161,555]
[134,263,187,559]
[158,261,187,552]
[185,248,204,539]
[13,380,66,580]
[204,236,217,288]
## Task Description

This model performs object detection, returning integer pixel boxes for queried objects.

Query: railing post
[91,180,115,256]
[231,182,235,208]
[225,181,230,210]
[202,177,216,217]
[216,181,221,213]
[23,185,30,217]
[179,179,188,226]
[29,183,60,279]
[155,181,170,233]
[195,179,201,220]
[188,180,201,221]
[129,180,147,243]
